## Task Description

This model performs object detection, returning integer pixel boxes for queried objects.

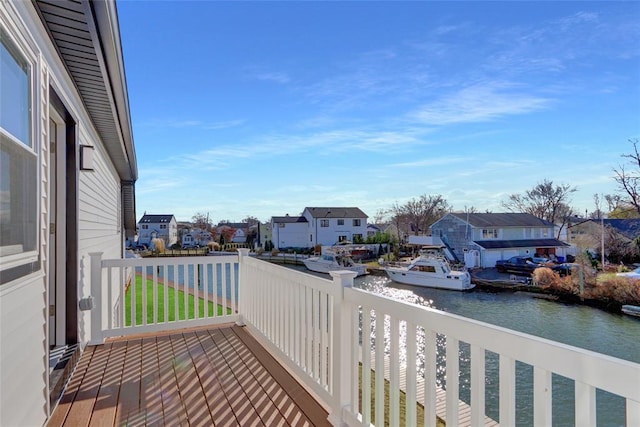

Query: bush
[536,270,580,296]
[532,267,558,288]
[587,277,640,305]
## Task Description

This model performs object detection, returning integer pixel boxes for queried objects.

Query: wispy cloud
[254,72,291,84]
[243,65,291,84]
[202,119,245,130]
[173,125,430,170]
[389,156,469,168]
[410,81,552,125]
[139,118,244,130]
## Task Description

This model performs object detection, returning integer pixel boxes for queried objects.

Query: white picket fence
[90,250,640,426]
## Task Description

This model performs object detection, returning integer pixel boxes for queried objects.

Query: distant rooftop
[448,212,554,228]
[139,214,175,224]
[304,207,368,219]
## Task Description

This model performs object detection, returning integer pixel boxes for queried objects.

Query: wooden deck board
[47,346,95,426]
[89,341,123,427]
[47,324,330,427]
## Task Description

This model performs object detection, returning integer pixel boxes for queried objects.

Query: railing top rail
[243,256,339,296]
[102,255,238,267]
[347,287,640,401]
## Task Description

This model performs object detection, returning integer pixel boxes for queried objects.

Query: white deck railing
[89,253,239,341]
[90,250,640,426]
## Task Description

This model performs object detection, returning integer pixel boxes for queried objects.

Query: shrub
[586,277,640,305]
[151,238,165,254]
[532,267,557,288]
[534,267,580,295]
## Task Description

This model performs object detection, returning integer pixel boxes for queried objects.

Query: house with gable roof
[271,214,310,249]
[138,214,178,247]
[568,218,640,261]
[271,207,368,249]
[430,212,573,268]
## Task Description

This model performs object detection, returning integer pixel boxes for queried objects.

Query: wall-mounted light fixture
[80,145,95,171]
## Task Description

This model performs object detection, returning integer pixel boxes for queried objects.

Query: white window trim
[0,16,41,282]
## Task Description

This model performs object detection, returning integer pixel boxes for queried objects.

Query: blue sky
[118,1,640,223]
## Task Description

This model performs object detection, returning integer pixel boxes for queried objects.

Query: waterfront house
[181,227,213,248]
[0,0,137,424]
[137,214,178,247]
[272,207,368,250]
[258,220,273,248]
[216,221,254,244]
[271,214,310,249]
[569,218,640,261]
[430,213,573,268]
[367,223,381,238]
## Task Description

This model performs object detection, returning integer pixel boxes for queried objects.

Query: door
[48,111,66,349]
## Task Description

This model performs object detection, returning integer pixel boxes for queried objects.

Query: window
[142,224,148,229]
[160,224,166,229]
[1,28,38,283]
[278,223,285,228]
[353,219,361,227]
[482,229,498,239]
[338,235,347,242]
[337,219,344,226]
[320,219,329,227]
[353,233,363,242]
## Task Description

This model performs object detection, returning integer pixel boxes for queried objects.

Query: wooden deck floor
[47,324,330,427]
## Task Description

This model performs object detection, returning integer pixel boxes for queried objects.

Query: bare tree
[613,140,640,216]
[502,179,576,238]
[391,194,451,236]
[191,212,211,230]
[372,208,389,225]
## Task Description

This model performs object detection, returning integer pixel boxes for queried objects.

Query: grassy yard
[125,275,230,326]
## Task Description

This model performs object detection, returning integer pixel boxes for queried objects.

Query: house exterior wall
[138,217,177,246]
[430,214,473,262]
[303,211,368,246]
[0,2,132,425]
[259,222,272,247]
[272,222,309,249]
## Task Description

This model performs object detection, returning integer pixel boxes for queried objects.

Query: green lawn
[125,275,231,326]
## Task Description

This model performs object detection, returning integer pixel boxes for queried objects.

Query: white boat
[383,246,474,291]
[621,305,640,318]
[303,249,368,277]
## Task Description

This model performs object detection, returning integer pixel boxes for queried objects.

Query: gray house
[430,213,572,268]
[138,214,178,247]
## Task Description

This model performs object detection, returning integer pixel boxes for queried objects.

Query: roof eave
[84,0,137,181]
